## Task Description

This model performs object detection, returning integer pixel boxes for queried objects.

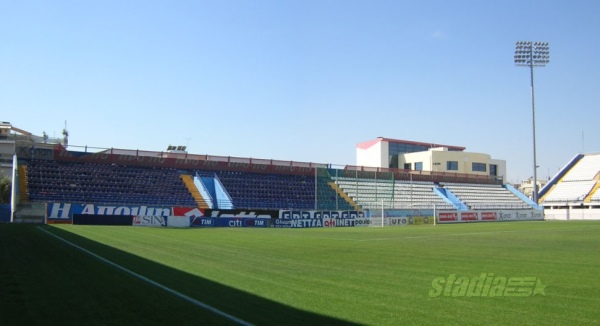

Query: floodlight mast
[514,41,550,204]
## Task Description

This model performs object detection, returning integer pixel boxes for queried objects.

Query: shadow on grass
[0,224,359,326]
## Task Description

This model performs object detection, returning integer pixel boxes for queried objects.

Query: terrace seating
[440,182,531,209]
[198,170,354,211]
[24,160,197,207]
[543,180,596,203]
[209,170,317,210]
[334,177,454,210]
[561,155,600,181]
[542,154,600,204]
[395,180,455,209]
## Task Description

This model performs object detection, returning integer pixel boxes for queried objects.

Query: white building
[0,121,67,180]
[356,137,506,182]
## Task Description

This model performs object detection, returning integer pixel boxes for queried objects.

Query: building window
[490,164,498,176]
[472,162,487,172]
[415,162,423,171]
[447,161,458,171]
[404,163,412,170]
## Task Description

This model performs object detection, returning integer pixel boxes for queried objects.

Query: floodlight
[514,41,550,204]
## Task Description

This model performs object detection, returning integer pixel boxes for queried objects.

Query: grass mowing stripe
[51,222,600,325]
[261,223,600,242]
[38,227,253,326]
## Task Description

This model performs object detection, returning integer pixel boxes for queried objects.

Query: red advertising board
[481,212,497,221]
[460,212,479,221]
[439,212,458,222]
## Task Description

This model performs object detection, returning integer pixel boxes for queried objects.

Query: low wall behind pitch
[45,202,544,227]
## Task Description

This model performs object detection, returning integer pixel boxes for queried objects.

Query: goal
[368,217,386,227]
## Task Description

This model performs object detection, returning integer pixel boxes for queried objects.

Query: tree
[0,175,11,204]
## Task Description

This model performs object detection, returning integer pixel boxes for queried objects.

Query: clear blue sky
[2,0,599,183]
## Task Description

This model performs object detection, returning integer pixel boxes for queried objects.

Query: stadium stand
[536,153,600,220]
[541,153,600,204]
[334,176,456,210]
[211,170,314,210]
[440,182,531,209]
[561,154,600,181]
[24,160,198,206]
[12,141,535,214]
[6,121,600,223]
[18,155,538,213]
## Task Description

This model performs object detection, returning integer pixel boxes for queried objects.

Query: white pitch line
[354,224,600,242]
[267,224,600,242]
[38,227,253,326]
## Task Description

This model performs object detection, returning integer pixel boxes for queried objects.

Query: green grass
[2,221,600,325]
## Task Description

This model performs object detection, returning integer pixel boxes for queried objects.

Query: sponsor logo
[281,211,313,219]
[481,212,497,221]
[390,217,408,225]
[354,218,372,226]
[315,211,341,219]
[191,217,268,227]
[207,210,274,219]
[439,212,458,222]
[174,207,204,218]
[227,218,267,227]
[498,211,514,220]
[274,219,322,228]
[530,210,543,220]
[282,210,363,220]
[322,218,355,227]
[243,219,267,227]
[516,212,529,220]
[18,146,54,160]
[273,219,292,228]
[461,212,478,221]
[133,216,167,227]
[228,219,243,227]
[47,203,172,219]
[341,211,363,219]
[190,217,214,227]
[429,273,547,298]
[48,203,72,219]
[290,219,322,228]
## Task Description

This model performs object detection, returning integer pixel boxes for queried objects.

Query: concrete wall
[544,207,600,220]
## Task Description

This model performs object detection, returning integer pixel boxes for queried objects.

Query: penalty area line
[37,227,253,326]
[355,224,600,242]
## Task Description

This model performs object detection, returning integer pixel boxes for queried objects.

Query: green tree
[0,175,11,203]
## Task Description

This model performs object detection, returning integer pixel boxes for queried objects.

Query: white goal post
[367,201,437,227]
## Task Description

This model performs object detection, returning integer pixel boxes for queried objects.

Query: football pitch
[1,221,599,325]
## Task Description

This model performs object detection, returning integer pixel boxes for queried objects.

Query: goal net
[365,206,437,227]
[368,217,386,227]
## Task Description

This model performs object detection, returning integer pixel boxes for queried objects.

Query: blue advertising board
[190,217,270,228]
[46,202,173,224]
[273,218,323,228]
